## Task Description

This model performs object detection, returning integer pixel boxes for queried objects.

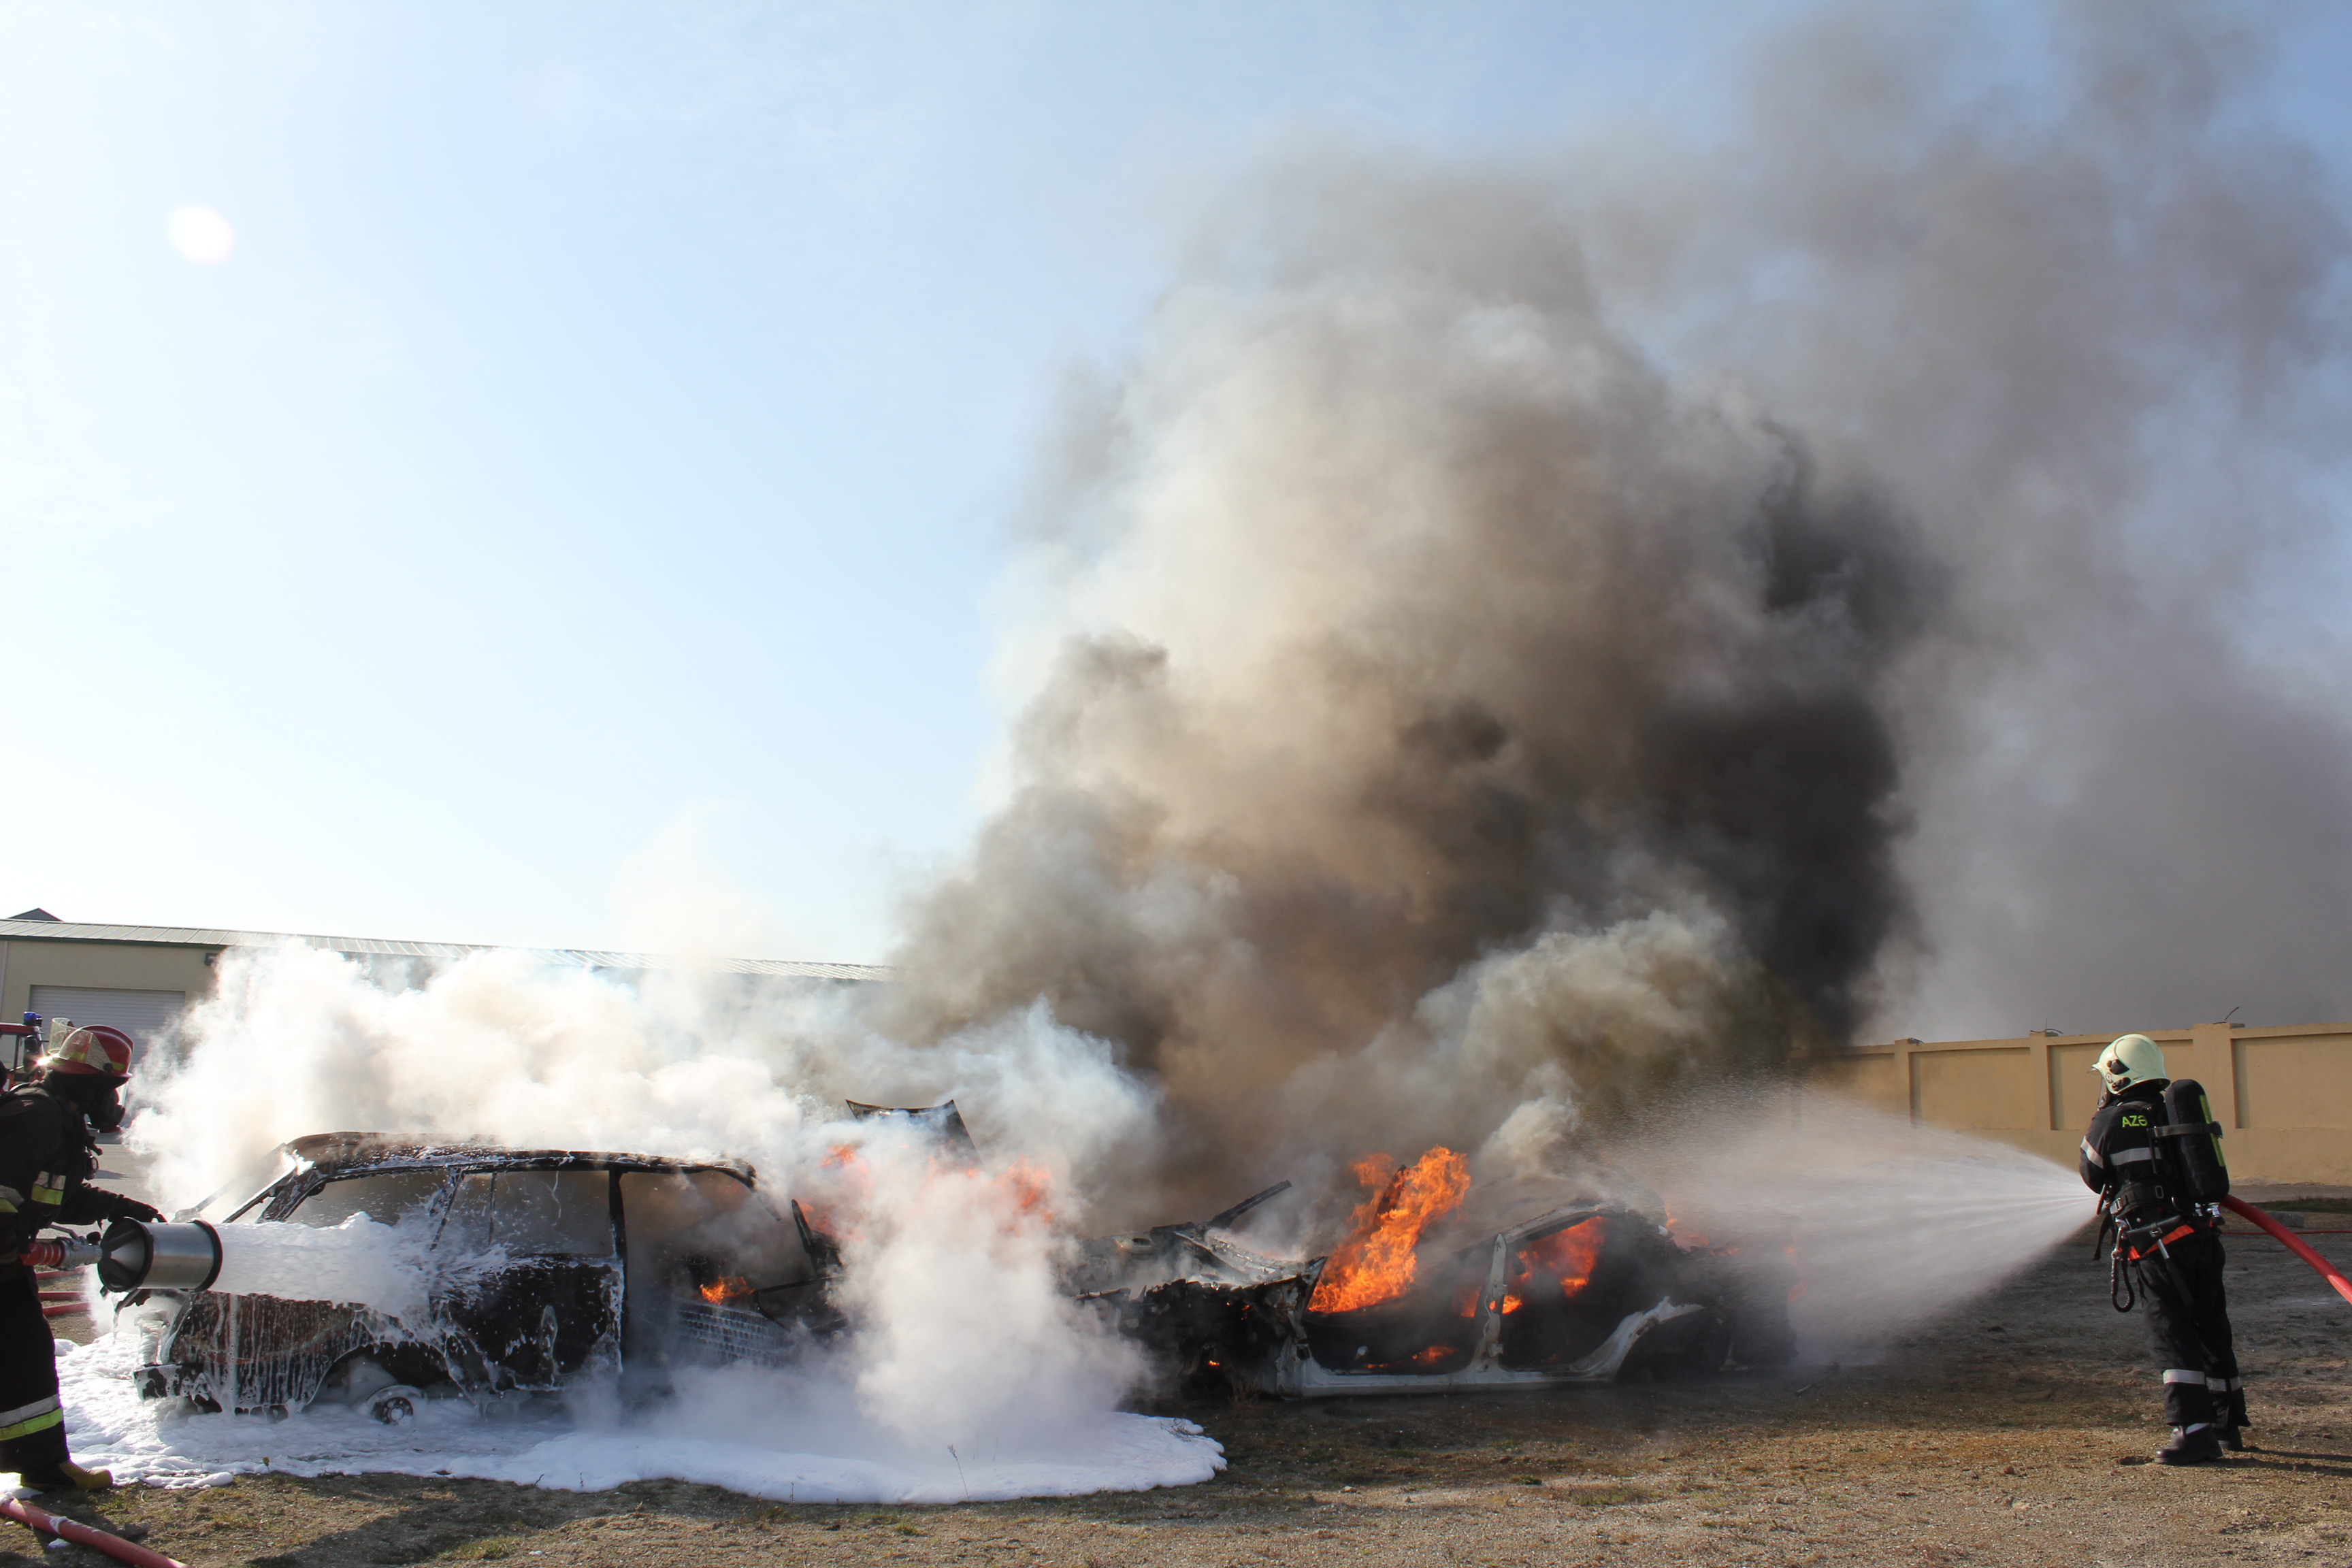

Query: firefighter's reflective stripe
[2211,1376,2241,1392]
[2163,1369,2209,1385]
[2108,1146,2159,1166]
[0,1185,19,1215]
[0,1396,62,1441]
[2080,1139,2105,1168]
[27,1173,67,1207]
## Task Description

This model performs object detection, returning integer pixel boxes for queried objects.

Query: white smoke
[129,942,1160,1469]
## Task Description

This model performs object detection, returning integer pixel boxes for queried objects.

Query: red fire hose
[2219,1195,2352,1307]
[0,1497,188,1568]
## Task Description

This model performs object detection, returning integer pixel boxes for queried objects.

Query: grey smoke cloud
[883,1,2351,1207]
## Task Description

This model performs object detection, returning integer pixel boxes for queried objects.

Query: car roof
[280,1131,754,1183]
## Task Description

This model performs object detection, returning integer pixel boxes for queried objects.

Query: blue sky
[3,1,2346,963]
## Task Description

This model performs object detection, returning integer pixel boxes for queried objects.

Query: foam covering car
[130,1133,830,1422]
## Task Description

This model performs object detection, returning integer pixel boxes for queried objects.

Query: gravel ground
[19,1212,2352,1568]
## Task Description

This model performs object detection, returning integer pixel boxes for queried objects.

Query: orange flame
[996,1159,1056,1225]
[800,1149,1060,1253]
[1503,1217,1605,1311]
[700,1276,754,1305]
[1663,1203,1710,1250]
[1308,1147,1473,1314]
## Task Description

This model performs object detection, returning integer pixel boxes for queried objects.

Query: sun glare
[167,204,237,264]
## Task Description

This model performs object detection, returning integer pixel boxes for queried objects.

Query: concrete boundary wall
[1818,1022,2352,1186]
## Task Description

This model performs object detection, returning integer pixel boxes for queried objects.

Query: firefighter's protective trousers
[0,1262,67,1479]
[2132,1230,2247,1430]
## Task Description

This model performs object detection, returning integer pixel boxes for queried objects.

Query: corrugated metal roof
[0,918,889,983]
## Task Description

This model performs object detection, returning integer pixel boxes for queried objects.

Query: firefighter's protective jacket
[2079,1079,2167,1194]
[2080,1078,2212,1241]
[0,1083,148,1258]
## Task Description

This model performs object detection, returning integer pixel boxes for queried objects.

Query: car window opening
[286,1169,446,1229]
[443,1169,616,1258]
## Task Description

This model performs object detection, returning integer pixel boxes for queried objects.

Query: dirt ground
[18,1205,2352,1568]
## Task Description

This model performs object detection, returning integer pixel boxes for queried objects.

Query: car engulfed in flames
[1073,1147,1796,1396]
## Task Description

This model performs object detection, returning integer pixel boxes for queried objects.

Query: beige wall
[0,938,221,1030]
[1818,1022,2352,1185]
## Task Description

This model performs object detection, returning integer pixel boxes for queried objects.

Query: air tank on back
[2159,1079,2230,1205]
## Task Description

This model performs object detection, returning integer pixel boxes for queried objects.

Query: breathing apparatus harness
[2096,1184,2210,1312]
[2095,1080,2232,1313]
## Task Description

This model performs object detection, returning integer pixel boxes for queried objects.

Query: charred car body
[130,1132,826,1420]
[117,1114,1788,1420]
[1074,1167,1796,1398]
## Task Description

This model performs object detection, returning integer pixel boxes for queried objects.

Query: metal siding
[27,984,189,1047]
[0,919,888,982]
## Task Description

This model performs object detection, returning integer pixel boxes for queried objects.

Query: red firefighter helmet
[44,1024,134,1079]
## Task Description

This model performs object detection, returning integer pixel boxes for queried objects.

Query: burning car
[114,1116,1787,1422]
[129,1132,826,1421]
[1073,1148,1795,1396]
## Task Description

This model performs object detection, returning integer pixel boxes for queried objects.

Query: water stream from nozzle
[1623,1095,2095,1358]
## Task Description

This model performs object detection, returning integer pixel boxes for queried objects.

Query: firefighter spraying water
[2079,1032,2244,1466]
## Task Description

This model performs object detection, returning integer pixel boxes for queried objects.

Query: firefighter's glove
[110,1198,163,1224]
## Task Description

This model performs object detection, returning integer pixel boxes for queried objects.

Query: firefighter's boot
[17,1458,111,1492]
[2157,1425,2225,1466]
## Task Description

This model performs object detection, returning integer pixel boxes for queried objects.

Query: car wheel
[368,1385,424,1425]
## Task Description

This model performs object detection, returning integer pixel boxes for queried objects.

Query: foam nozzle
[95,1218,223,1294]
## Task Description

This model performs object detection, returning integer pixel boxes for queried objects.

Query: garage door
[27,985,187,1055]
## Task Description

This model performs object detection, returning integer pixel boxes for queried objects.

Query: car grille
[675,1298,794,1364]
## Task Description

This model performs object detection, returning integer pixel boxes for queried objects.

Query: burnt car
[129,1115,1790,1421]
[1073,1167,1796,1398]
[135,1132,827,1420]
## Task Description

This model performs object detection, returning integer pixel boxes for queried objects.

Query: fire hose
[2219,1194,2352,1308]
[0,1497,189,1568]
[22,1237,100,1318]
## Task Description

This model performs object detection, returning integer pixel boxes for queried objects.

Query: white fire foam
[197,1214,514,1326]
[124,943,1177,1495]
[53,1333,1222,1503]
[206,1217,416,1323]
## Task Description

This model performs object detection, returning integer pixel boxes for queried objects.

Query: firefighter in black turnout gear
[2079,1032,2244,1467]
[0,1025,163,1490]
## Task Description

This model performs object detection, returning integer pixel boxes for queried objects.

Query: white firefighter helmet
[2092,1032,2167,1091]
